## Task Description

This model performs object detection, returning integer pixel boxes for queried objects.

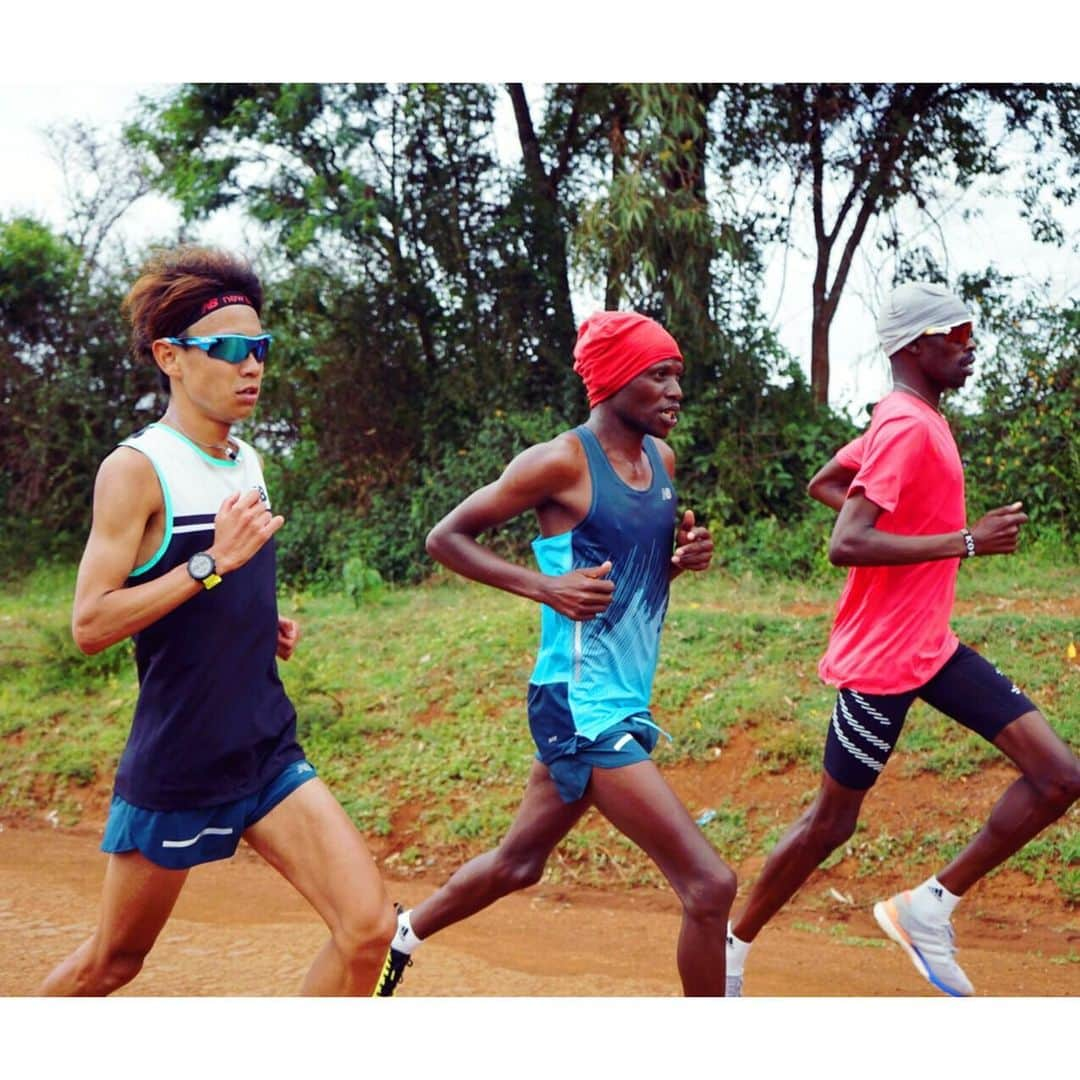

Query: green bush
[955,276,1079,544]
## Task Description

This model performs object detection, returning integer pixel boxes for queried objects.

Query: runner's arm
[829,492,1028,566]
[72,450,284,653]
[72,449,208,653]
[277,616,300,660]
[426,439,615,620]
[808,455,857,512]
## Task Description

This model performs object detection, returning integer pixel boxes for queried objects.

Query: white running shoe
[873,891,974,997]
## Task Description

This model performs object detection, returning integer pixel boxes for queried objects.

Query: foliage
[4,84,1078,586]
[712,83,1079,402]
[0,215,159,575]
[952,272,1079,543]
[128,83,586,482]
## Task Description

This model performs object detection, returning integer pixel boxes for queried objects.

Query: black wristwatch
[187,551,222,590]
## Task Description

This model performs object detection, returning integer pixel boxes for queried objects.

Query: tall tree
[714,83,1080,404]
[129,83,574,476]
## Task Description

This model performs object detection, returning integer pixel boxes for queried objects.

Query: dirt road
[2,824,1076,997]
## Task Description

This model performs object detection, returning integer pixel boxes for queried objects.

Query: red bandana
[572,311,683,407]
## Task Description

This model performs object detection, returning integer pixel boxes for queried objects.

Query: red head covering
[572,311,683,407]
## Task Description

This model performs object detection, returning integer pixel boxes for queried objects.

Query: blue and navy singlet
[527,425,677,759]
[112,423,303,811]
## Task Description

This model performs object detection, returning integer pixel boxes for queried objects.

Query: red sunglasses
[922,323,972,347]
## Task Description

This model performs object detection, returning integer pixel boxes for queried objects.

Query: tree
[713,83,1080,405]
[953,269,1079,542]
[0,216,155,567]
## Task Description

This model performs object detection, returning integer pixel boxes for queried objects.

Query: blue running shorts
[542,716,661,804]
[101,759,318,870]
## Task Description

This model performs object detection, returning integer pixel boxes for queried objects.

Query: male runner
[725,281,1080,996]
[41,246,395,995]
[377,310,736,996]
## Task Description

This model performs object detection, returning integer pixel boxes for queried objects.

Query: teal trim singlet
[527,425,677,758]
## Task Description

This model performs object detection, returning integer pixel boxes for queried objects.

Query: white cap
[876,282,973,358]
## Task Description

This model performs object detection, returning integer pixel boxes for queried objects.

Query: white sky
[2,11,1077,419]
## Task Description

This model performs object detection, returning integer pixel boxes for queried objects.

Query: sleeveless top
[112,422,303,810]
[527,425,677,756]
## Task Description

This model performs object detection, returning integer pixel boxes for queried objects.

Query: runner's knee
[92,947,150,994]
[1029,756,1080,814]
[806,799,860,855]
[334,900,396,965]
[679,862,737,923]
[490,845,548,893]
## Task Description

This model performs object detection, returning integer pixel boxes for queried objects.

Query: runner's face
[610,358,684,437]
[168,305,266,422]
[917,323,975,390]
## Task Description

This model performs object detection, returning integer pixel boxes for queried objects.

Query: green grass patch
[1,550,1077,898]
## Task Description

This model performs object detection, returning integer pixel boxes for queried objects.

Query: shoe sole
[873,899,971,998]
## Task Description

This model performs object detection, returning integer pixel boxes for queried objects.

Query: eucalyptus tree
[712,83,1080,405]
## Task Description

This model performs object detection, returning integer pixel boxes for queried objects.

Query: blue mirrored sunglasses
[164,334,273,364]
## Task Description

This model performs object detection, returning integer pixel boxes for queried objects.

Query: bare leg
[588,760,736,996]
[732,772,867,942]
[244,778,395,996]
[938,710,1080,895]
[39,852,188,995]
[410,759,589,939]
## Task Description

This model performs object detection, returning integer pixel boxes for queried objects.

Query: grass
[0,550,1077,898]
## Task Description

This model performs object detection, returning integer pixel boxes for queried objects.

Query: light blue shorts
[101,759,317,870]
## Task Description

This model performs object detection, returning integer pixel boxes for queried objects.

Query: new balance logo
[397,927,411,942]
[930,886,944,900]
[661,487,673,501]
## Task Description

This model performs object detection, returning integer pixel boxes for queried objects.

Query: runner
[376,310,736,997]
[40,246,395,996]
[725,281,1080,996]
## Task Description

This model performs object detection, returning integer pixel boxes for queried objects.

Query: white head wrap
[876,282,973,358]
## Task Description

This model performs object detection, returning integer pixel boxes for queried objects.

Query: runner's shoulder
[94,445,163,516]
[507,429,587,487]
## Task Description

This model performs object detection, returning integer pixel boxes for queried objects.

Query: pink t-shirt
[818,392,965,694]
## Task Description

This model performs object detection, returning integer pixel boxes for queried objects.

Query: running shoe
[374,945,412,997]
[873,891,974,997]
[725,973,743,998]
[374,902,414,997]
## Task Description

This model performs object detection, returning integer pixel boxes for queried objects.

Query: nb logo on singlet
[661,487,673,500]
[253,484,268,503]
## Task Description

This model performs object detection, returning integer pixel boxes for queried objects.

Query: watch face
[189,552,214,579]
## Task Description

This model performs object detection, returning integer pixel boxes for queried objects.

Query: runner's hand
[277,616,300,660]
[969,502,1028,556]
[672,510,713,572]
[208,489,285,574]
[542,560,615,621]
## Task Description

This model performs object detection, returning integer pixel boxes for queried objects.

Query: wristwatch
[187,551,222,590]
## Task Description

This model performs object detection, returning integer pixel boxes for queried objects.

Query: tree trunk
[506,83,579,409]
[811,312,831,406]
